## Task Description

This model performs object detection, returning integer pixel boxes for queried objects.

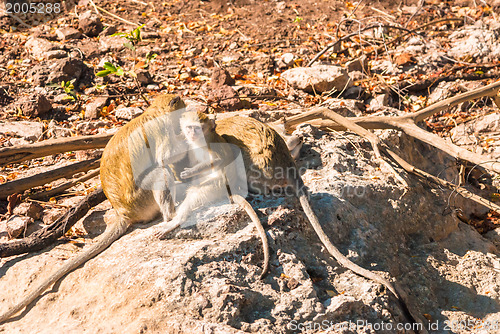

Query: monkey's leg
[149,164,177,222]
[153,182,227,239]
[152,189,175,222]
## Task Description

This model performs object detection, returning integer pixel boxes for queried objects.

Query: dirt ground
[1,0,500,332]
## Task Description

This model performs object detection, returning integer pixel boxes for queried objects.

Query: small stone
[369,93,390,110]
[276,1,286,12]
[47,120,73,137]
[210,67,235,88]
[4,216,33,239]
[209,85,242,111]
[281,65,351,93]
[78,10,103,37]
[346,56,367,72]
[45,50,68,59]
[85,97,108,119]
[12,202,43,220]
[55,27,82,40]
[47,58,87,84]
[19,93,52,118]
[99,35,126,52]
[136,69,153,85]
[0,121,43,142]
[75,120,110,133]
[286,278,300,290]
[25,37,57,58]
[8,138,30,146]
[277,53,295,69]
[42,208,65,225]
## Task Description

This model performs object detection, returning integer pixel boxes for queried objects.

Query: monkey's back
[101,95,185,223]
[215,116,295,194]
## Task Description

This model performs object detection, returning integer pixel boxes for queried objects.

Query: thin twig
[128,0,148,5]
[307,24,424,67]
[29,169,100,200]
[404,0,425,28]
[371,6,396,20]
[89,0,139,26]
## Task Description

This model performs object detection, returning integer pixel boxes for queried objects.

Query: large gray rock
[25,37,58,59]
[447,24,500,62]
[78,10,103,37]
[0,123,498,333]
[281,65,351,93]
[47,58,87,84]
[0,121,43,142]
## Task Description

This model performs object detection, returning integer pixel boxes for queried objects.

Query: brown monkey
[151,111,270,278]
[0,98,269,323]
[215,116,424,330]
[0,94,188,323]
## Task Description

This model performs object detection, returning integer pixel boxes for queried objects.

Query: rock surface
[0,121,43,142]
[1,125,498,333]
[281,65,351,94]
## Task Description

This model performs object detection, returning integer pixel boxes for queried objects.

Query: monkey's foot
[152,220,180,239]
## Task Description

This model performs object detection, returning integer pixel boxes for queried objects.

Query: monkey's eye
[186,125,202,132]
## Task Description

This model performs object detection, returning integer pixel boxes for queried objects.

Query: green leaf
[96,69,112,77]
[103,62,117,72]
[146,52,158,62]
[111,32,127,37]
[123,42,135,51]
[115,67,125,76]
[132,24,145,41]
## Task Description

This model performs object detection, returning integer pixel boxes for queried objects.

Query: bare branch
[0,133,111,167]
[0,158,101,199]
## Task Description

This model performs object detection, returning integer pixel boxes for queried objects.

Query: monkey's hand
[180,167,196,180]
[152,218,181,239]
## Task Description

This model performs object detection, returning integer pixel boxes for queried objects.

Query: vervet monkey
[215,116,423,330]
[0,97,269,324]
[152,111,269,278]
[0,95,188,323]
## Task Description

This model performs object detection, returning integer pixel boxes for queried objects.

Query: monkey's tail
[297,190,428,334]
[0,218,129,324]
[232,194,270,280]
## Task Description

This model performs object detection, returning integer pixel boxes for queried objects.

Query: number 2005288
[5,2,61,14]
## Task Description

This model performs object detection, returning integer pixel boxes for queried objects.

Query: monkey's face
[183,122,204,143]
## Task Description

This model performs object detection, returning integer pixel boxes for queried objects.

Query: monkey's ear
[169,96,181,107]
[208,118,216,131]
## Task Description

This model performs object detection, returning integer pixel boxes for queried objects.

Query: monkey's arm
[180,156,223,179]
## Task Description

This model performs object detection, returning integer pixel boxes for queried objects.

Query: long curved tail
[0,219,129,324]
[232,194,270,279]
[297,190,428,334]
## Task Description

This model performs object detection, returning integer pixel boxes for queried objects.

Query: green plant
[96,62,125,77]
[111,24,145,51]
[145,51,158,64]
[48,79,78,101]
[96,24,151,105]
